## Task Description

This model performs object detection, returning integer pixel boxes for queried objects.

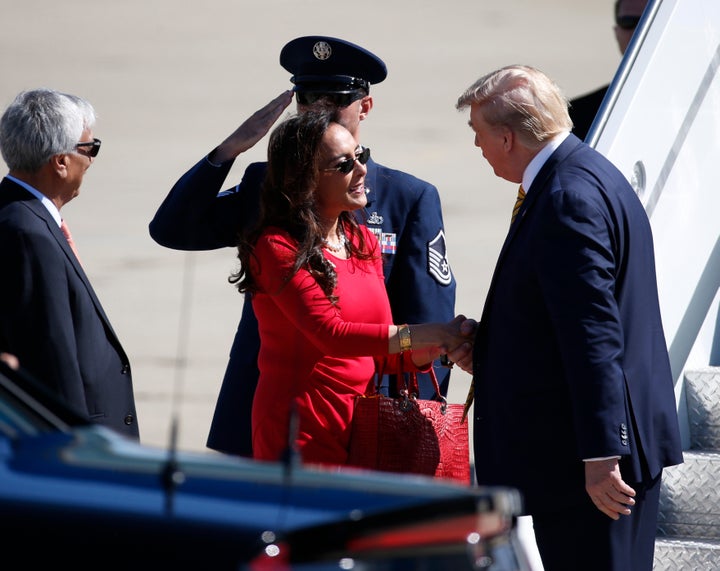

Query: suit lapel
[8,180,87,276]
[1,178,118,338]
[481,134,584,318]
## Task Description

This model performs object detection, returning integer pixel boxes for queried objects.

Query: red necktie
[60,220,82,265]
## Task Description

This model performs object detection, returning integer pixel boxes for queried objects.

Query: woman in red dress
[232,110,470,467]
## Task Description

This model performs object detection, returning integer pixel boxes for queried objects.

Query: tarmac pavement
[1,1,621,456]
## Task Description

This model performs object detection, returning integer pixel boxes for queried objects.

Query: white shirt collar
[5,175,62,226]
[521,131,570,193]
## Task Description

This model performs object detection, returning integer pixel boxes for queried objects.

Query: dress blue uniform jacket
[0,178,139,438]
[471,134,683,514]
[149,155,456,456]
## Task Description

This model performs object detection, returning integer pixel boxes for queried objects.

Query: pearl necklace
[322,230,347,253]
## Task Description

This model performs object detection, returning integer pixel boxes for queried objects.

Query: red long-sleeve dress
[250,225,405,467]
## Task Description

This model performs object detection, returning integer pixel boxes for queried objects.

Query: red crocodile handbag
[347,353,471,484]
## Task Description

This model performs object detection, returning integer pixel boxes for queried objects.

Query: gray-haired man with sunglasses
[0,88,139,439]
[149,36,459,458]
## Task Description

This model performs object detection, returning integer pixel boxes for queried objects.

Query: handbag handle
[396,353,448,413]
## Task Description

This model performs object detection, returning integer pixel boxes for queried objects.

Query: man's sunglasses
[322,147,371,175]
[296,90,365,108]
[75,138,101,158]
[616,15,641,30]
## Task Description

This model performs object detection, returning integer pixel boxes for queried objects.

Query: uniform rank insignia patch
[427,230,452,286]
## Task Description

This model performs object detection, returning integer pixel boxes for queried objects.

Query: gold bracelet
[398,323,412,352]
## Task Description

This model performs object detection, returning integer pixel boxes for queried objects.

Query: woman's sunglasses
[323,147,371,175]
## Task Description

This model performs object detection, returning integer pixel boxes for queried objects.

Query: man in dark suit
[149,36,457,457]
[453,65,682,570]
[570,0,649,140]
[0,89,139,439]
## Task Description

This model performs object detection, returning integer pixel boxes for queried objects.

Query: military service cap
[280,36,387,95]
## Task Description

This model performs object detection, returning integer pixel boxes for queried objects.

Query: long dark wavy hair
[230,110,373,304]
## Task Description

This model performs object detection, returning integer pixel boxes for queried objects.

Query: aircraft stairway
[654,367,720,569]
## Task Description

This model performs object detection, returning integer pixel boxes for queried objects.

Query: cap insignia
[312,41,332,61]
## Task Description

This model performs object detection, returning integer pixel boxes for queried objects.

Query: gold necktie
[60,220,82,265]
[462,185,527,421]
[511,184,526,223]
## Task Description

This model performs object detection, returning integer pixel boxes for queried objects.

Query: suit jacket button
[121,364,130,375]
[124,414,135,426]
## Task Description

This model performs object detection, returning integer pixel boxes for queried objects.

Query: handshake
[405,315,477,374]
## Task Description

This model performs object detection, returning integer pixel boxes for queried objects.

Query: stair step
[654,368,720,568]
[658,450,720,540]
[654,537,720,570]
[685,367,720,450]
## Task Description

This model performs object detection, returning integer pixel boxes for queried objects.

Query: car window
[0,363,80,437]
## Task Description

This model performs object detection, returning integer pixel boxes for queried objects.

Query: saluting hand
[212,90,294,163]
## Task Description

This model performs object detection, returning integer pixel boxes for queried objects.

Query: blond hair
[456,65,572,150]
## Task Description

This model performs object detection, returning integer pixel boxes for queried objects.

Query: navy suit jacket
[471,135,683,514]
[0,178,138,438]
[149,155,456,456]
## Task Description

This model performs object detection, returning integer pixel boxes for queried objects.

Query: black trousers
[531,472,662,571]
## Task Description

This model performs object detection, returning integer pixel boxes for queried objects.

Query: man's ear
[502,127,515,151]
[51,154,69,179]
[358,95,373,121]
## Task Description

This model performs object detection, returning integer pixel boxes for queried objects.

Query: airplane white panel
[589,0,720,384]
